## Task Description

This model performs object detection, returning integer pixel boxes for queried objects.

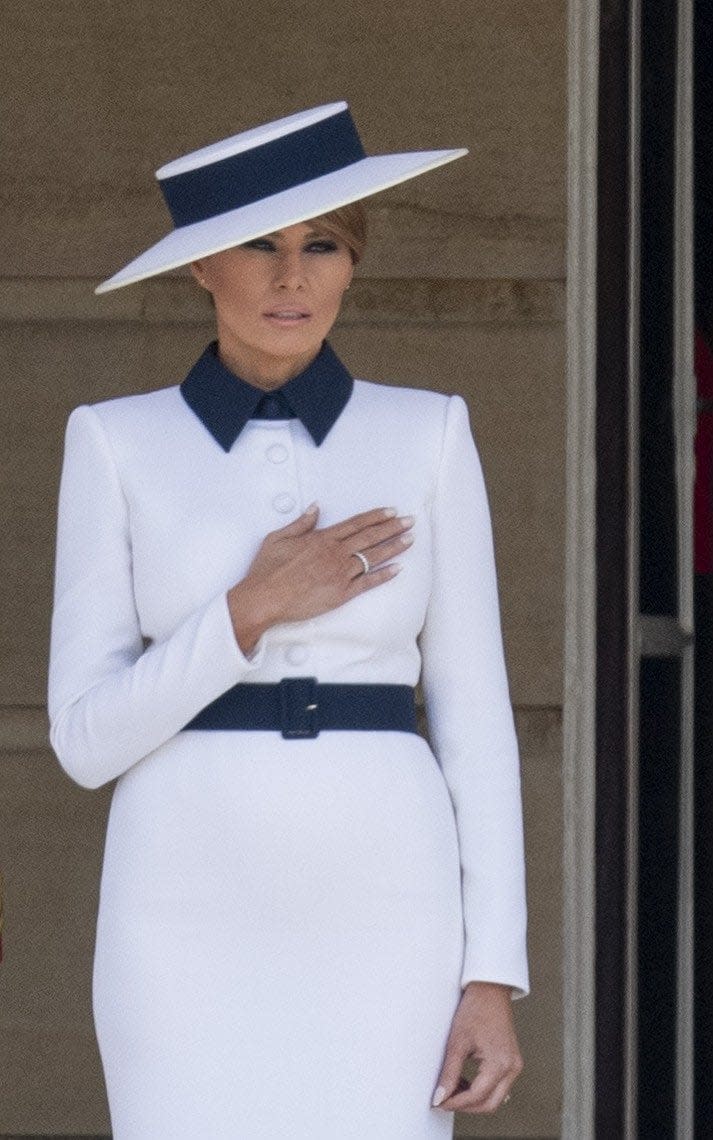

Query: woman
[48,101,528,1139]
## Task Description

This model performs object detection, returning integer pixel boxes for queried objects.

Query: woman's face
[191,221,354,384]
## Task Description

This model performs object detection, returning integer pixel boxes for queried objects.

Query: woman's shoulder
[345,379,475,466]
[61,385,188,470]
[80,382,181,421]
[352,376,451,411]
[349,377,466,437]
[65,384,185,441]
[350,377,459,431]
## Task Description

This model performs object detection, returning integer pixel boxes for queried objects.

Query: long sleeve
[48,404,266,789]
[419,395,529,997]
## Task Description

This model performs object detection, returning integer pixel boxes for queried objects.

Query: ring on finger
[352,551,370,576]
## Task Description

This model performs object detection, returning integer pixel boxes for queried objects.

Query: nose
[273,250,307,291]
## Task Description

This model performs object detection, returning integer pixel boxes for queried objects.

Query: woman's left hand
[431,981,523,1114]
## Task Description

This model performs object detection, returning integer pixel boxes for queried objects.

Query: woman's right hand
[227,503,414,657]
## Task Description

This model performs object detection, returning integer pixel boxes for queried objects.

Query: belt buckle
[279,677,319,739]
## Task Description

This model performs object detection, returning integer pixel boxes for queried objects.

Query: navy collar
[180,340,353,451]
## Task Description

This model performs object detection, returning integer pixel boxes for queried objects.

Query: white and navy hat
[96,101,467,294]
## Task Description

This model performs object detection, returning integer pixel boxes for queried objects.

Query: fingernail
[432,1085,447,1107]
[388,564,402,576]
[305,502,318,513]
[383,507,397,517]
[400,533,414,547]
[399,514,415,527]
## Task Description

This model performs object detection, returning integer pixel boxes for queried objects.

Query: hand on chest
[126,416,435,644]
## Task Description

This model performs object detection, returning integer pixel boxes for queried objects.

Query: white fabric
[48,377,528,1139]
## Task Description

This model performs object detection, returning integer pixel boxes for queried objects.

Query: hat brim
[95,149,467,294]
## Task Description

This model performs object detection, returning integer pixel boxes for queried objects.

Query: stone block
[0,747,111,1134]
[0,276,565,328]
[3,0,565,280]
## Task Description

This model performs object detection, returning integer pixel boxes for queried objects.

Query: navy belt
[181,678,418,739]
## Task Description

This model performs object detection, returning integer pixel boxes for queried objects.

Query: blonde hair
[309,201,367,264]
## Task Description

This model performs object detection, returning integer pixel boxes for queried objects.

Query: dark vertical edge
[638,0,678,616]
[694,578,713,1136]
[693,0,713,1126]
[693,0,713,338]
[637,657,681,1135]
[636,3,681,1135]
[595,0,631,1135]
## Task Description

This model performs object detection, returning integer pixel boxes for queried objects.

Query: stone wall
[0,2,566,1135]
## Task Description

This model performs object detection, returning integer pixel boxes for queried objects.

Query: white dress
[48,365,528,1140]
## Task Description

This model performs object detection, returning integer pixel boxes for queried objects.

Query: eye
[305,239,339,253]
[241,237,276,251]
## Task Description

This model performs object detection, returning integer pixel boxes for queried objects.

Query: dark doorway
[693,1,713,1134]
[595,0,697,1136]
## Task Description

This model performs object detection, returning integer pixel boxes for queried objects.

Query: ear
[190,260,208,288]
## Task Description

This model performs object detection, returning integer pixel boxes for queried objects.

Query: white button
[273,492,296,513]
[267,444,288,464]
[286,644,309,665]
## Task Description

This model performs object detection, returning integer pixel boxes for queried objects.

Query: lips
[264,308,311,320]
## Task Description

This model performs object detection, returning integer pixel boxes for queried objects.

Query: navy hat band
[159,108,367,229]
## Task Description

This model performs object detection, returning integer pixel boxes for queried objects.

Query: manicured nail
[432,1086,447,1107]
[383,507,397,517]
[305,502,318,513]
